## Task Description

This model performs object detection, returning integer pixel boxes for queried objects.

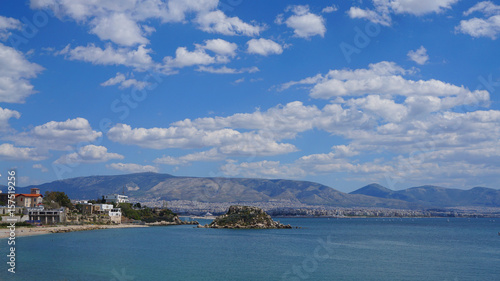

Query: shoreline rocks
[146,217,198,226]
[198,205,293,229]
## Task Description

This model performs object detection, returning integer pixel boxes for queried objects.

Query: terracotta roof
[15,194,43,197]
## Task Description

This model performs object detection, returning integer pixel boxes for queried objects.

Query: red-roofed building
[15,188,43,208]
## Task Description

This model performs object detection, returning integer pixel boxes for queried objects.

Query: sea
[1,218,499,281]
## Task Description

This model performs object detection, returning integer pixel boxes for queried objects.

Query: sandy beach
[0,224,149,239]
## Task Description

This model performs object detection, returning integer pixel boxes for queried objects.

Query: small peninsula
[199,205,292,229]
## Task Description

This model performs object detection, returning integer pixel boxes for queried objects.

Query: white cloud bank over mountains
[2,59,494,188]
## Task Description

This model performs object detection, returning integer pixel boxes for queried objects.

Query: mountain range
[12,172,500,209]
[350,183,500,208]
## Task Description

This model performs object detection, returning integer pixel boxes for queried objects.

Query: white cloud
[246,38,283,56]
[0,107,21,131]
[322,6,338,14]
[457,1,500,39]
[347,7,392,26]
[0,15,21,40]
[348,0,458,26]
[407,46,429,65]
[101,73,150,89]
[57,44,154,70]
[281,61,487,103]
[463,1,500,16]
[107,162,159,173]
[277,5,326,38]
[198,39,238,57]
[196,66,259,74]
[388,0,458,15]
[0,43,44,103]
[348,95,409,122]
[173,101,321,139]
[107,123,297,157]
[30,0,220,45]
[195,10,263,36]
[154,148,224,166]
[0,143,46,161]
[10,117,102,150]
[163,46,217,68]
[220,160,307,178]
[162,40,240,71]
[90,13,149,46]
[33,163,49,172]
[54,145,123,164]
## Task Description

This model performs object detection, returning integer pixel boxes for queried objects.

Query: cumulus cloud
[29,1,260,74]
[30,0,221,45]
[196,66,259,74]
[322,6,338,14]
[197,38,238,57]
[0,15,21,40]
[54,145,123,164]
[0,107,21,131]
[90,13,149,46]
[107,123,297,157]
[0,43,44,103]
[347,7,392,26]
[456,1,500,39]
[221,160,307,178]
[280,61,488,103]
[154,148,224,166]
[348,0,458,26]
[0,143,46,161]
[10,117,102,150]
[407,46,429,65]
[173,101,321,139]
[246,38,283,56]
[276,5,326,38]
[195,10,264,36]
[33,163,49,172]
[162,39,242,71]
[163,46,218,68]
[101,73,150,89]
[106,162,159,173]
[57,44,154,70]
[388,0,458,15]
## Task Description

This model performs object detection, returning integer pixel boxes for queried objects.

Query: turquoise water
[1,218,499,280]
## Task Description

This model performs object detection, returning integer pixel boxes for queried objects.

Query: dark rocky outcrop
[199,205,292,229]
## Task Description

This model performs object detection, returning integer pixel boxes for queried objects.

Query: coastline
[0,224,148,239]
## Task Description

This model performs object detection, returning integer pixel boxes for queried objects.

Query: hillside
[18,173,500,209]
[350,184,500,208]
[19,173,415,209]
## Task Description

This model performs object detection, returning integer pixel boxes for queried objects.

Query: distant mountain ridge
[16,173,500,209]
[350,183,500,208]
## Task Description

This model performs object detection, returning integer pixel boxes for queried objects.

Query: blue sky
[0,0,499,192]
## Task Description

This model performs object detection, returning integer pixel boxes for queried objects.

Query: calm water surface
[1,218,499,280]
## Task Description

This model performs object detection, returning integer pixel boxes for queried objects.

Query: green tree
[43,191,73,209]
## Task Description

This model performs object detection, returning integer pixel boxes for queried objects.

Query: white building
[109,208,122,224]
[104,194,129,204]
[95,204,113,212]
